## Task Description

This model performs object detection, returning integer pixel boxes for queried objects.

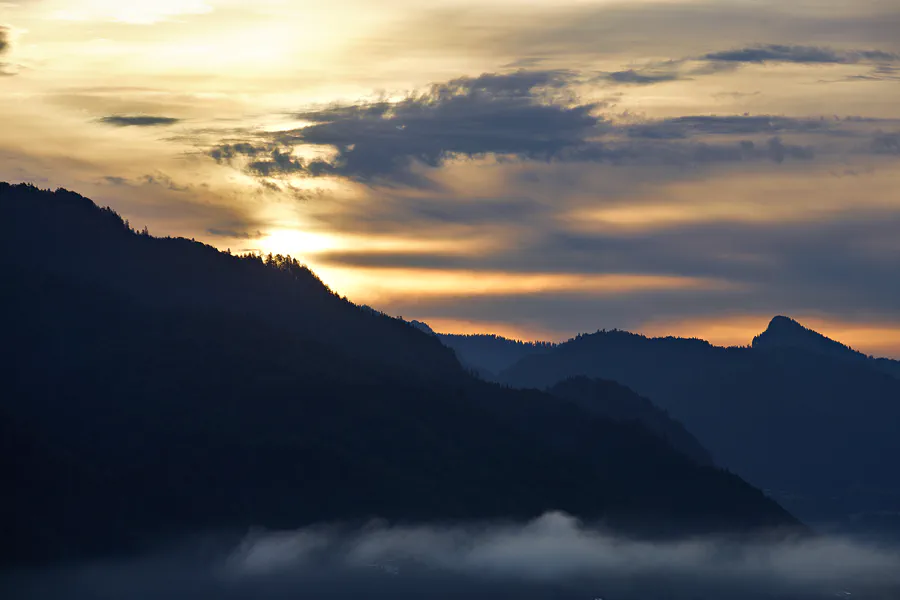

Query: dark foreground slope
[498,327,900,533]
[1,184,800,566]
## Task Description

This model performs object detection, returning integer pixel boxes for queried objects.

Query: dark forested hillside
[547,377,714,466]
[1,182,462,380]
[434,332,555,376]
[1,183,801,567]
[497,326,900,534]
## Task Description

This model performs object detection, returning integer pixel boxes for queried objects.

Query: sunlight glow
[257,228,344,257]
[311,267,739,304]
[48,0,213,24]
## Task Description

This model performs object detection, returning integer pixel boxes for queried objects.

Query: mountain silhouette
[0,183,801,566]
[493,325,900,535]
[428,330,555,376]
[753,315,900,379]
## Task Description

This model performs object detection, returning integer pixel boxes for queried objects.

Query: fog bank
[4,512,899,599]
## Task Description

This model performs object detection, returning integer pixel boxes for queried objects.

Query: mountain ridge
[0,182,803,566]
[491,323,900,535]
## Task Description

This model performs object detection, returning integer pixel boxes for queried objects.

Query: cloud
[298,156,900,345]
[0,25,15,76]
[872,132,900,155]
[626,115,829,139]
[5,513,900,600]
[848,65,900,82]
[209,70,601,184]
[704,44,899,65]
[207,72,850,187]
[141,172,189,192]
[99,115,182,127]
[589,43,899,90]
[356,206,900,341]
[601,69,683,85]
[102,172,190,192]
[359,2,900,68]
[207,227,266,239]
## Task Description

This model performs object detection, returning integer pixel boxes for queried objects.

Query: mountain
[548,377,714,466]
[1,183,462,381]
[496,324,900,534]
[753,315,900,380]
[408,325,556,377]
[0,183,801,566]
[403,320,554,377]
[405,323,712,465]
[408,319,437,336]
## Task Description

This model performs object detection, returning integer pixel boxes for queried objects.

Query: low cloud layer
[5,513,900,600]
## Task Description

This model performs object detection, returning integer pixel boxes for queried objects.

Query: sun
[256,227,342,259]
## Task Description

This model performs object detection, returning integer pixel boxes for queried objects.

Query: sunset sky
[2,0,900,353]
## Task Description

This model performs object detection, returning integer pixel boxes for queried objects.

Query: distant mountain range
[419,315,900,535]
[0,183,800,567]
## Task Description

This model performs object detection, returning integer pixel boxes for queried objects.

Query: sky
[2,0,900,354]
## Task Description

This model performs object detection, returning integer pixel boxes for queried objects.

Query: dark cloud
[596,58,743,87]
[102,172,190,192]
[627,115,829,139]
[582,43,897,89]
[587,42,899,89]
[712,91,762,100]
[602,69,683,85]
[206,228,267,239]
[842,67,900,82]
[593,58,739,86]
[872,132,900,155]
[208,71,839,187]
[0,25,14,76]
[141,172,189,192]
[99,115,182,127]
[704,44,899,65]
[857,65,900,81]
[555,136,815,167]
[209,70,602,184]
[501,57,547,69]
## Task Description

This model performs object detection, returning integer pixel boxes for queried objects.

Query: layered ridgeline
[0,183,800,567]
[410,324,555,377]
[458,321,900,534]
[547,377,714,467]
